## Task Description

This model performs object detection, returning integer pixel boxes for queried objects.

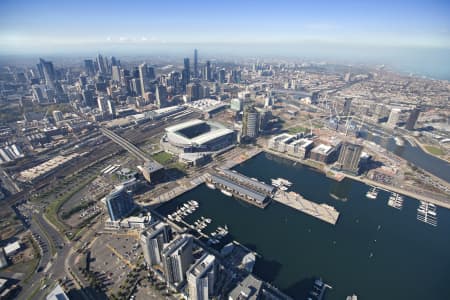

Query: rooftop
[210,174,267,204]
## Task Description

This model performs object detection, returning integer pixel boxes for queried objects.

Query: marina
[155,152,450,300]
[365,187,379,199]
[417,201,438,227]
[387,193,404,210]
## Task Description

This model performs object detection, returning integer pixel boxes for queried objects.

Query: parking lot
[89,232,143,296]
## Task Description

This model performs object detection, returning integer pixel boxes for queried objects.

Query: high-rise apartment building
[337,142,363,174]
[161,235,193,285]
[141,222,172,266]
[187,254,217,300]
[242,106,260,139]
[405,107,420,130]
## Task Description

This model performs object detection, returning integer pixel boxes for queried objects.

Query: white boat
[241,252,256,273]
[206,182,216,190]
[184,203,190,209]
[221,189,232,197]
[175,216,182,222]
[168,215,174,221]
[366,187,378,199]
[394,136,405,146]
[205,218,212,223]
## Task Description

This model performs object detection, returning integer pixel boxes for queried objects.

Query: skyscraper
[387,108,402,128]
[161,234,194,285]
[97,54,107,74]
[38,58,56,87]
[405,107,420,130]
[111,65,121,83]
[337,142,363,174]
[218,69,226,84]
[83,59,95,76]
[141,222,172,266]
[186,82,202,101]
[242,106,260,139]
[107,99,116,117]
[187,254,217,300]
[139,63,149,96]
[155,85,168,108]
[194,49,198,79]
[105,185,134,221]
[97,96,108,113]
[343,97,352,116]
[182,58,190,91]
[204,61,212,82]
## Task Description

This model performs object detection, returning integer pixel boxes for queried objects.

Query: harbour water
[361,130,450,182]
[156,152,450,299]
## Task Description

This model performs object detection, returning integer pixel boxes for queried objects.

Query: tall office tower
[187,254,217,300]
[194,49,198,78]
[148,66,156,80]
[82,89,95,107]
[105,185,134,221]
[83,59,96,76]
[204,61,212,81]
[140,222,172,266]
[405,107,420,130]
[38,58,56,87]
[186,82,202,101]
[111,65,121,83]
[32,85,46,103]
[139,63,149,96]
[161,235,194,285]
[337,142,363,174]
[242,106,260,139]
[110,56,118,66]
[231,70,241,83]
[97,54,107,74]
[97,96,108,113]
[386,108,402,128]
[131,78,142,96]
[155,85,168,108]
[218,69,226,84]
[107,99,116,117]
[343,97,352,116]
[52,110,64,122]
[182,58,191,91]
[79,75,87,88]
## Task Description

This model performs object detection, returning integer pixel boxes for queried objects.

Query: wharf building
[336,142,363,175]
[104,185,135,221]
[187,254,217,300]
[207,169,274,208]
[268,133,314,159]
[141,222,172,267]
[161,234,194,286]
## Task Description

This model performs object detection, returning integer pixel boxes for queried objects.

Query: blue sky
[0,0,449,53]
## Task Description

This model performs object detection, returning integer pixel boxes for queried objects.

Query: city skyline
[1,0,449,53]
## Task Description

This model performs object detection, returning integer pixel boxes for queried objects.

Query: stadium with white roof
[162,119,236,154]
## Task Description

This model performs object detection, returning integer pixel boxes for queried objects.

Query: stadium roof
[191,128,234,145]
[165,119,205,133]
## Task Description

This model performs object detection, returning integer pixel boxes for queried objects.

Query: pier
[273,190,340,225]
